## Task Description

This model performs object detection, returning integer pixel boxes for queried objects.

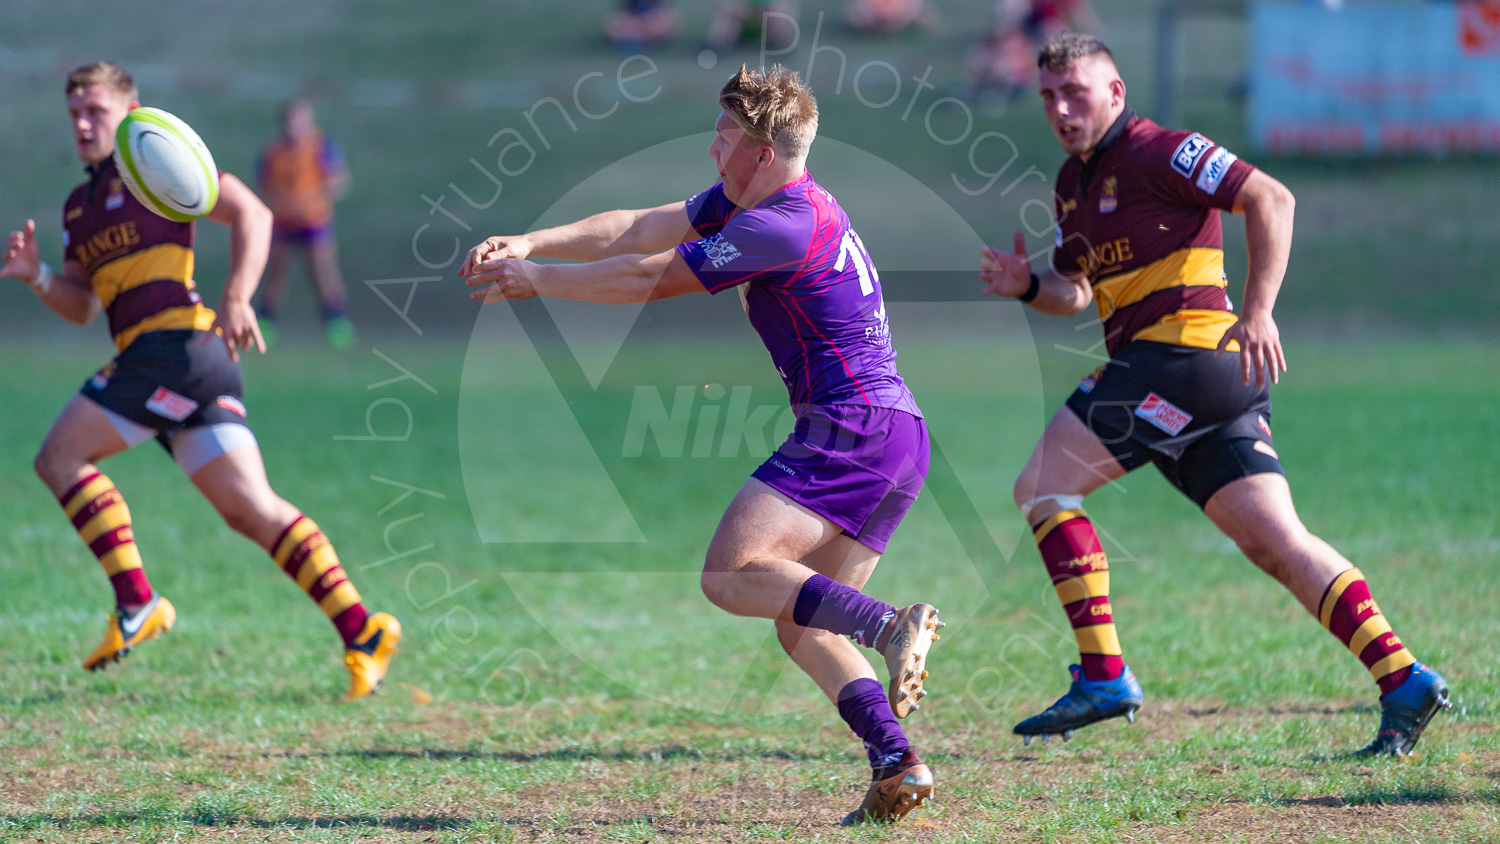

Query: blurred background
[2,0,1496,348]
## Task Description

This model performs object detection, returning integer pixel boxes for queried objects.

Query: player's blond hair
[66,62,138,102]
[718,64,818,161]
[1037,33,1116,74]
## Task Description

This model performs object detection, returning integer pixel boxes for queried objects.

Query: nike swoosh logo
[119,597,155,638]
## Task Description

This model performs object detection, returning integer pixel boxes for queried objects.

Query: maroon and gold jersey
[63,157,216,352]
[1051,107,1255,356]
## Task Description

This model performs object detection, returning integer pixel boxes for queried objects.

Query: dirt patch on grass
[3,700,1496,842]
[1138,800,1492,844]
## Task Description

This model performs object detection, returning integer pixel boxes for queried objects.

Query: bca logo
[702,234,743,269]
[1171,133,1211,178]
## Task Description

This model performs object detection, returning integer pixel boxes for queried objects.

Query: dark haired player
[979,34,1448,755]
[463,65,944,823]
[1,62,400,700]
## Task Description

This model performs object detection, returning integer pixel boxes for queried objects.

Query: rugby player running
[462,65,944,823]
[1,63,400,700]
[978,35,1448,755]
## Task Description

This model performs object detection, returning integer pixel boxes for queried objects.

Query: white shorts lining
[168,423,259,476]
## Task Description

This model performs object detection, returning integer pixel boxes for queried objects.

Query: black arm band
[1018,272,1040,303]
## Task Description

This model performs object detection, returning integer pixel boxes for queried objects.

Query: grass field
[1,331,1496,843]
[2,1,1498,840]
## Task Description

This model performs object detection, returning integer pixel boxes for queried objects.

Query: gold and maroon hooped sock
[1033,508,1123,682]
[60,472,152,606]
[270,515,368,647]
[1318,568,1415,696]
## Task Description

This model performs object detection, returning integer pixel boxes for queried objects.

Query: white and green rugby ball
[113,107,219,222]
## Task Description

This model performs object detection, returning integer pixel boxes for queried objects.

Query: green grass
[1,2,1497,839]
[0,333,1496,842]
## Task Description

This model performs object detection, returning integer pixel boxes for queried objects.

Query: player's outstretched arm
[204,172,273,361]
[2,219,100,325]
[459,201,693,274]
[1217,169,1295,387]
[464,249,701,305]
[979,231,1093,316]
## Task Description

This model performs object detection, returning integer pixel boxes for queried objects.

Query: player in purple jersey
[461,65,944,824]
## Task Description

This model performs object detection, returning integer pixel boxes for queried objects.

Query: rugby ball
[113,107,219,222]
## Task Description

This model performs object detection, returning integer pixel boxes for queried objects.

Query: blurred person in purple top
[461,65,944,825]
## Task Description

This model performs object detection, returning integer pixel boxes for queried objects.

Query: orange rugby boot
[344,612,401,701]
[83,593,176,671]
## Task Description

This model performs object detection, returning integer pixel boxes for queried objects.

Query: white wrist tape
[28,262,54,296]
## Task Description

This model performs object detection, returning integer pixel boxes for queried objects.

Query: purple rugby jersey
[675,173,920,418]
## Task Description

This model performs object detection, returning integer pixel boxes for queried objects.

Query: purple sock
[793,573,896,648]
[837,678,909,769]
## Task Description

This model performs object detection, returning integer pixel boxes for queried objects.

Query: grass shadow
[259,743,833,764]
[4,813,481,833]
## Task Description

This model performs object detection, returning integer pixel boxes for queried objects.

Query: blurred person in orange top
[256,99,353,350]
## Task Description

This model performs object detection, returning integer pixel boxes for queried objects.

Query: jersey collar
[1080,103,1136,191]
[85,156,116,201]
[760,170,811,206]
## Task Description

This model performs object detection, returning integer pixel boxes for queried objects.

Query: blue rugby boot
[1013,664,1143,745]
[1362,662,1450,757]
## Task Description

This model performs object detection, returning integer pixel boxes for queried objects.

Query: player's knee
[774,619,806,654]
[1011,472,1035,513]
[215,499,260,539]
[213,493,285,543]
[32,443,72,490]
[699,569,733,611]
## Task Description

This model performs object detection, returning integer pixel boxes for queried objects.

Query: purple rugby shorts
[272,220,336,248]
[751,404,929,554]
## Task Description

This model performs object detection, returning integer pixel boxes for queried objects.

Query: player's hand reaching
[207,297,266,362]
[979,231,1032,298]
[465,257,542,304]
[459,235,532,278]
[1216,308,1286,388]
[2,219,42,285]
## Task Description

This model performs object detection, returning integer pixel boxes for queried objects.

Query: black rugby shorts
[1064,340,1284,508]
[80,329,251,450]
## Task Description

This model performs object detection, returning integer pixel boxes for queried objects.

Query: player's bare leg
[257,239,291,344]
[185,445,299,547]
[189,446,399,699]
[308,240,349,315]
[774,534,881,703]
[36,395,174,668]
[1203,473,1348,613]
[308,239,354,350]
[1206,473,1449,755]
[702,479,939,823]
[703,479,944,714]
[35,395,132,503]
[702,480,843,621]
[1011,407,1143,743]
